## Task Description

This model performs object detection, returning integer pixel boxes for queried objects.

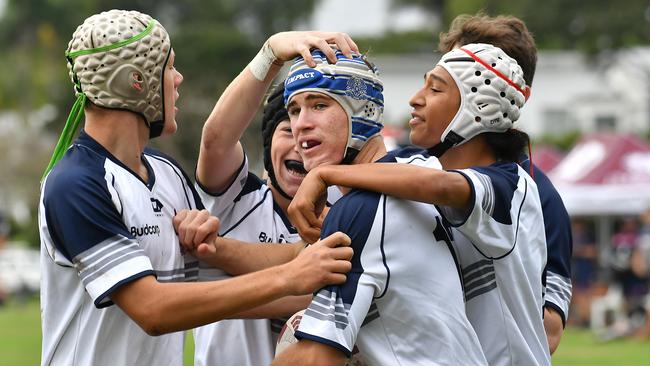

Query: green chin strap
[41,92,86,181]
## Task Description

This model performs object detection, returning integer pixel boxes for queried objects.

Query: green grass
[0,298,198,365]
[0,298,41,365]
[2,299,649,365]
[553,327,650,366]
[184,330,194,365]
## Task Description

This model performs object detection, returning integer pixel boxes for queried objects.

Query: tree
[391,0,649,53]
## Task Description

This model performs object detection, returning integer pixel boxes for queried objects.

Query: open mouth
[285,160,307,177]
[300,140,321,150]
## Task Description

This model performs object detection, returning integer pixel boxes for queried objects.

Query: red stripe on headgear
[460,47,531,101]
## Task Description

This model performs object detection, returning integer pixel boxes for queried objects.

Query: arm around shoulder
[316,163,472,208]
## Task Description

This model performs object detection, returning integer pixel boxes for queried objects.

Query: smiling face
[161,50,184,136]
[408,65,461,148]
[287,92,349,172]
[270,120,307,197]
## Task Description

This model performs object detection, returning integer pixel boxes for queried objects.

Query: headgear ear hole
[66,9,171,136]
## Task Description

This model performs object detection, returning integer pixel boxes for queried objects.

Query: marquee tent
[532,145,564,173]
[549,134,650,216]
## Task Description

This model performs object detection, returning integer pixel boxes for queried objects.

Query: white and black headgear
[428,43,530,157]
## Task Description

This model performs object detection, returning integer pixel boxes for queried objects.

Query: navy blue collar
[75,130,156,190]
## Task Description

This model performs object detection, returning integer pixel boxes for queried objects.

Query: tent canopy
[549,134,650,215]
[532,145,564,173]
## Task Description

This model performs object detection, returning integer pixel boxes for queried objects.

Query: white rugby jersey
[194,156,301,366]
[296,147,487,366]
[441,162,551,366]
[39,130,202,366]
[521,159,572,325]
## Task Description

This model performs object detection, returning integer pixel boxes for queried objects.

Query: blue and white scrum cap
[430,43,530,155]
[284,49,384,164]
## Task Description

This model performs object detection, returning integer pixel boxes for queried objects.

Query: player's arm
[289,162,471,242]
[198,31,359,192]
[534,166,572,354]
[310,163,471,206]
[195,237,306,275]
[272,340,348,366]
[544,306,564,354]
[174,209,305,274]
[196,50,281,192]
[110,231,352,336]
[231,294,312,319]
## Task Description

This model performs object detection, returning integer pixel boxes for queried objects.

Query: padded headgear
[284,50,384,164]
[43,10,172,180]
[66,9,171,138]
[262,83,292,200]
[429,43,529,155]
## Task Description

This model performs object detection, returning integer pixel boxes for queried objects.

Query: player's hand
[267,31,359,67]
[173,209,220,252]
[180,236,231,267]
[281,231,352,296]
[288,168,330,243]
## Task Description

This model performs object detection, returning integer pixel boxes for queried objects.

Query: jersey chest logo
[151,197,164,215]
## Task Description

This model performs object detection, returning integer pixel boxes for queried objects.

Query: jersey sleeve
[42,170,154,308]
[325,186,343,206]
[196,155,249,218]
[295,191,386,356]
[439,163,526,259]
[531,163,573,324]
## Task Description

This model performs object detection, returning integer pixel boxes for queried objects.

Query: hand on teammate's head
[267,31,358,68]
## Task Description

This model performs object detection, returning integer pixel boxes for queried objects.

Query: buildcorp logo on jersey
[130,223,161,237]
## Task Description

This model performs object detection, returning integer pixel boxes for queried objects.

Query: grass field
[2,298,648,365]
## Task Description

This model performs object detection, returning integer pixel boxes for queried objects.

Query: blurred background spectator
[0,211,40,305]
[589,214,650,340]
[610,217,647,308]
[570,218,598,327]
[630,209,650,338]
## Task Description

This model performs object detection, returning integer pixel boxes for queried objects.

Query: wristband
[249,40,280,81]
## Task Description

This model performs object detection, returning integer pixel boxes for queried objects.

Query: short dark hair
[483,130,530,163]
[439,13,537,87]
